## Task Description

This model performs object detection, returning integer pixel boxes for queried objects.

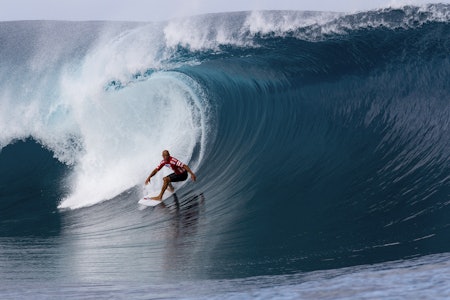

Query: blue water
[1,5,449,298]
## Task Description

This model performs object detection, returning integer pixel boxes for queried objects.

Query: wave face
[1,5,449,283]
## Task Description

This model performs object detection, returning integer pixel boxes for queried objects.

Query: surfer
[144,150,197,200]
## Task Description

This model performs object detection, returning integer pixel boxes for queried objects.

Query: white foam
[57,71,208,209]
[75,27,209,209]
[161,5,450,50]
[162,11,342,50]
[244,10,340,36]
[163,13,249,51]
[0,22,209,210]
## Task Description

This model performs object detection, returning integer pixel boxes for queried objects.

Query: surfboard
[138,197,162,207]
[139,183,174,208]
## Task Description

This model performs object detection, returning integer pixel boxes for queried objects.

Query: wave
[0,21,211,209]
[0,4,449,276]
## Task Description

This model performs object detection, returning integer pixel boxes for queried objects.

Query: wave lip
[161,4,450,51]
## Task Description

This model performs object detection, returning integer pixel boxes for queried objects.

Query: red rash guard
[156,156,186,175]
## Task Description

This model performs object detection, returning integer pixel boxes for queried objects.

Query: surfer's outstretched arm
[183,164,197,181]
[145,168,159,185]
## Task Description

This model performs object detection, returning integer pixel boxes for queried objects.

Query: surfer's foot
[150,196,162,201]
[168,183,175,193]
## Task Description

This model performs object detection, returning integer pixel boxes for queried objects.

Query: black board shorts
[168,171,188,182]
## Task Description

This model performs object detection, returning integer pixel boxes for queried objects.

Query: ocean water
[0,4,449,298]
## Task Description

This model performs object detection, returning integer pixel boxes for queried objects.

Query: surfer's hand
[145,178,150,185]
[191,174,197,182]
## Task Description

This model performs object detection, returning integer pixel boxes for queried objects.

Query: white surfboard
[138,197,162,207]
[138,189,173,208]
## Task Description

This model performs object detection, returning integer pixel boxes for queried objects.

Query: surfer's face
[162,151,170,162]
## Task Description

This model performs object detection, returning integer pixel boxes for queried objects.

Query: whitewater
[0,4,449,299]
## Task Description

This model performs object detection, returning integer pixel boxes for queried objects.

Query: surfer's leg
[167,173,176,192]
[151,176,170,200]
[167,172,187,193]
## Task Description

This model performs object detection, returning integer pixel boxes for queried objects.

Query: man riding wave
[145,150,197,200]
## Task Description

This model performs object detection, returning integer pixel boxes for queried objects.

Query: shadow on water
[162,193,205,232]
[159,193,207,278]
